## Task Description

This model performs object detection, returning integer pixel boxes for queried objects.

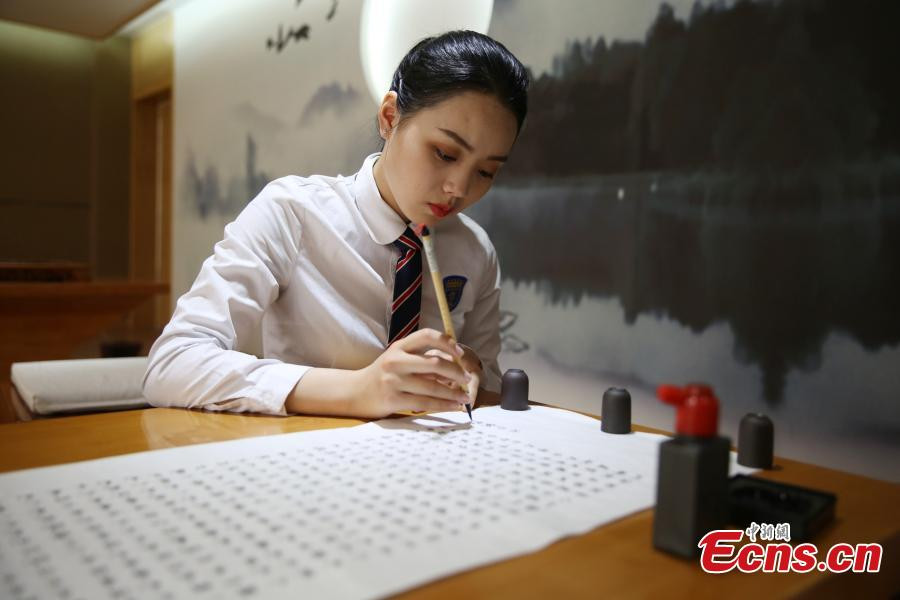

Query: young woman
[143,30,529,418]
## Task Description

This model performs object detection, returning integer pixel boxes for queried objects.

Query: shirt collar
[352,152,408,246]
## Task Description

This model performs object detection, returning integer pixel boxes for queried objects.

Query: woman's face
[374,90,519,227]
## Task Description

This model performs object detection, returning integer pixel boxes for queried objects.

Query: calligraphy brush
[413,224,473,421]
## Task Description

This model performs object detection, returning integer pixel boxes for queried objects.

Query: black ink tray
[728,475,837,541]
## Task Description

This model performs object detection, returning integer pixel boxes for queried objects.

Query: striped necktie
[388,226,423,344]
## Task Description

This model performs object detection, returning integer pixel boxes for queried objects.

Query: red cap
[656,383,719,437]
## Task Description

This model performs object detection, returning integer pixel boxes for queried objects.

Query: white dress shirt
[143,153,502,415]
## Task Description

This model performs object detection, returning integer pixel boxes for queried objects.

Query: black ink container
[601,387,631,434]
[737,413,774,469]
[652,384,731,558]
[500,369,529,411]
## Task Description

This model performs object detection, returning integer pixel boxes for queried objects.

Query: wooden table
[0,406,896,598]
[0,281,168,422]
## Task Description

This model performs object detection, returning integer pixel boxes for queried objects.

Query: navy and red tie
[388,226,423,344]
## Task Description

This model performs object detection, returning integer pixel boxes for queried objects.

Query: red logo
[698,525,882,574]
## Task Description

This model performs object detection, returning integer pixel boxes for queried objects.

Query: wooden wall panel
[131,15,172,100]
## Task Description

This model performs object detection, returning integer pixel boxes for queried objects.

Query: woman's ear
[377,91,399,139]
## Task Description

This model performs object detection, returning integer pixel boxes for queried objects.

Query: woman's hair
[389,30,529,133]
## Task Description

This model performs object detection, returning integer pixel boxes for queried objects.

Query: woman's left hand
[424,344,482,408]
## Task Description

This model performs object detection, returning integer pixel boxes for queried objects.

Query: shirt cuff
[250,362,311,415]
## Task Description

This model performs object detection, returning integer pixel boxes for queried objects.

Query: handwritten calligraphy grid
[0,423,642,599]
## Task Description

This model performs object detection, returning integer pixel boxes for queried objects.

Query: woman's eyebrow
[438,128,508,162]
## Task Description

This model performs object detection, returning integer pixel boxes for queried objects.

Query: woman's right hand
[352,328,471,418]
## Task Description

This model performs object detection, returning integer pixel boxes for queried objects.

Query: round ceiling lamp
[359,0,494,104]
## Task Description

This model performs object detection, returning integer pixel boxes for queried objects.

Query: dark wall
[0,20,131,278]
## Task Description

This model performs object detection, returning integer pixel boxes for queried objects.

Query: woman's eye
[435,148,456,162]
[478,170,495,180]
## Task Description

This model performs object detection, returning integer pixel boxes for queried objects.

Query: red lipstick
[428,203,452,218]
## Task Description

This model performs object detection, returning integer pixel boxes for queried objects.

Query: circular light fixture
[359,0,494,104]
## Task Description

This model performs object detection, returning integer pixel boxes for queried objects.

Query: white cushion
[11,357,150,415]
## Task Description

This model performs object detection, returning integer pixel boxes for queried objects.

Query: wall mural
[173,0,377,308]
[481,0,899,481]
[265,0,339,53]
[173,0,899,480]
